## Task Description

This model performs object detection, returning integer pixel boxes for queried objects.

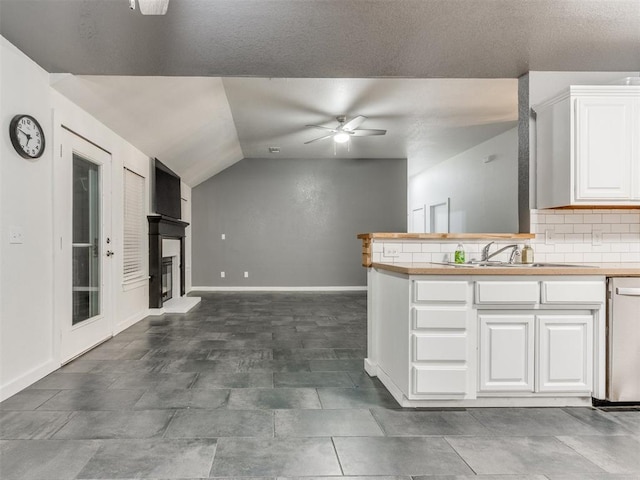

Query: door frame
[53,121,115,364]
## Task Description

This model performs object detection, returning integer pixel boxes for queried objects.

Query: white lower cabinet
[479,312,594,394]
[370,272,605,406]
[537,315,593,393]
[479,314,535,392]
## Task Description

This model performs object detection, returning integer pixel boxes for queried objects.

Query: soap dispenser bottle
[454,243,466,264]
[522,241,534,264]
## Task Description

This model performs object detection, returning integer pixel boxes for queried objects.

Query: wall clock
[9,114,45,159]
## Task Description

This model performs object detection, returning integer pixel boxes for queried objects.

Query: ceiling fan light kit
[333,132,350,144]
[130,0,170,15]
[304,115,387,145]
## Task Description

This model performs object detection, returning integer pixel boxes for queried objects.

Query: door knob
[106,250,115,257]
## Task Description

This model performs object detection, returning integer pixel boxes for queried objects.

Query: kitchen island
[362,251,640,407]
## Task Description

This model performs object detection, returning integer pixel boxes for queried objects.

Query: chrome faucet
[481,242,521,263]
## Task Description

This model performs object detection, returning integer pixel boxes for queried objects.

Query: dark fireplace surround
[148,215,189,308]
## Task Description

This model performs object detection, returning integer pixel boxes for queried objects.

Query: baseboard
[114,309,150,335]
[191,286,367,292]
[0,359,59,402]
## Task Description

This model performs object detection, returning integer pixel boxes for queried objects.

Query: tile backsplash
[530,209,640,264]
[371,208,640,266]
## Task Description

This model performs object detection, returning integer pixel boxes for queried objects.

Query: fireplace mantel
[148,215,189,309]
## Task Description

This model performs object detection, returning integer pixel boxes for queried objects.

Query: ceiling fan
[304,115,387,145]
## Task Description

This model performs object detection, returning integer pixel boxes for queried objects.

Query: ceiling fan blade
[304,134,334,144]
[341,115,367,131]
[306,125,338,132]
[350,129,387,136]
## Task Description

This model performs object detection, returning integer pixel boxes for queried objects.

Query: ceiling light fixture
[333,132,350,144]
[130,0,170,15]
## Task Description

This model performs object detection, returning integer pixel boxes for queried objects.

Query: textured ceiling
[1,0,639,78]
[3,0,639,186]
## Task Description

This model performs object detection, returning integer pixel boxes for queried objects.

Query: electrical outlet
[244,271,249,278]
[221,233,226,240]
[383,245,400,257]
[592,229,603,246]
[545,229,554,245]
[220,271,225,278]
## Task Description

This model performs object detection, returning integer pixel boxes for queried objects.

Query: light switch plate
[544,229,554,245]
[592,229,603,246]
[9,226,23,244]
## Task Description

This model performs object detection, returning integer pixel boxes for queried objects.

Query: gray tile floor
[1,291,639,479]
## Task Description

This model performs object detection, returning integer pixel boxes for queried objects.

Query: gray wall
[192,157,406,287]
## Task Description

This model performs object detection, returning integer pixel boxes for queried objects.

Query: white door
[537,315,593,393]
[55,129,113,363]
[575,96,634,200]
[478,313,535,392]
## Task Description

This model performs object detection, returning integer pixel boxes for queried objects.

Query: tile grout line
[330,436,345,475]
[442,435,478,476]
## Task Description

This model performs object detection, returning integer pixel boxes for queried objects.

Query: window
[123,167,145,282]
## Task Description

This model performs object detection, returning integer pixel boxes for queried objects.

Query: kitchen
[2,2,638,474]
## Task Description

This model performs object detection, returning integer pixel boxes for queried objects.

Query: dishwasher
[606,277,640,403]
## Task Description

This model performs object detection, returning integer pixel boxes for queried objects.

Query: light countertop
[372,262,640,276]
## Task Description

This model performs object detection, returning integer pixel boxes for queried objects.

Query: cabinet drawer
[412,307,467,329]
[413,334,467,362]
[475,281,539,304]
[412,366,467,395]
[541,281,604,304]
[414,281,468,303]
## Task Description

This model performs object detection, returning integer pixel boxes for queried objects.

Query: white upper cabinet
[534,86,640,208]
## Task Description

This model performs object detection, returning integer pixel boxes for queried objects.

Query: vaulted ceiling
[2,1,639,186]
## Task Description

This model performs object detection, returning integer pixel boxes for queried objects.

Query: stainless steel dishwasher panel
[607,277,640,402]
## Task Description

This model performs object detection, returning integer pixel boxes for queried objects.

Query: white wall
[1,37,56,400]
[0,36,154,400]
[527,71,640,209]
[408,128,518,233]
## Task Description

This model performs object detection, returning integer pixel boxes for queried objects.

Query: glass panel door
[72,154,101,325]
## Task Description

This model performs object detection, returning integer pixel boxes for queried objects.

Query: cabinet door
[479,314,534,392]
[575,96,634,200]
[537,315,593,393]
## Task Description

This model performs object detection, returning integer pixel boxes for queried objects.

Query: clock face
[9,115,45,159]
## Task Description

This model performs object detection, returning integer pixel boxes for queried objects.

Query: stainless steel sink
[433,261,596,268]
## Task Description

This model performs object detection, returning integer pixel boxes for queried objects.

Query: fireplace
[148,214,189,308]
[161,257,173,301]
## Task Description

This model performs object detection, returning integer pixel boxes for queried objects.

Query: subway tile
[402,243,422,253]
[602,214,621,223]
[564,233,585,243]
[546,216,565,224]
[584,214,602,223]
[611,224,631,233]
[603,234,621,243]
[610,243,631,253]
[554,224,574,234]
[602,253,622,263]
[574,224,594,233]
[421,243,442,253]
[564,214,584,224]
[411,253,432,263]
[564,253,584,263]
[620,212,640,222]
[583,253,603,263]
[621,233,640,242]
